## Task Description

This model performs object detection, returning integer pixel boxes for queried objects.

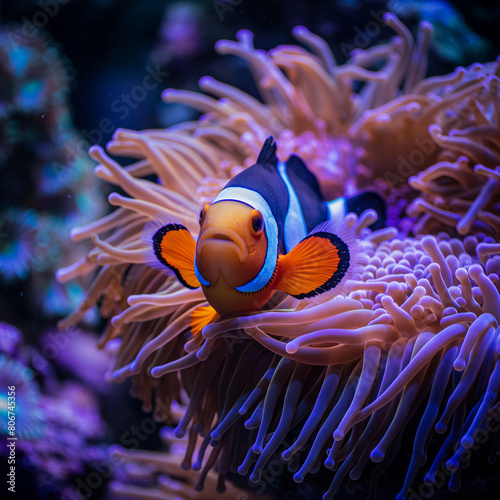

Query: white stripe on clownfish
[277,160,308,253]
[326,197,346,222]
[194,253,210,286]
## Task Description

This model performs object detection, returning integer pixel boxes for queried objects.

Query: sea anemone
[58,14,500,499]
[108,401,272,500]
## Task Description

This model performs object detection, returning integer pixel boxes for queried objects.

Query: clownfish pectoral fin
[191,304,219,337]
[142,219,200,289]
[275,220,361,300]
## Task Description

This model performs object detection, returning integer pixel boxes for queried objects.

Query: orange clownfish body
[143,137,383,335]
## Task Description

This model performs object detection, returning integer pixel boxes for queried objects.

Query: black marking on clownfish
[257,136,278,168]
[292,231,351,300]
[152,223,197,290]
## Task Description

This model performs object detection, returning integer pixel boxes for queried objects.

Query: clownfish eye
[199,204,209,226]
[251,210,264,234]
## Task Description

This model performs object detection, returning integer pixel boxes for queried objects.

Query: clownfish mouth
[198,228,248,262]
[212,234,232,241]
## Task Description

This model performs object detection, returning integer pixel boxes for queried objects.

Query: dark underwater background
[0,1,499,499]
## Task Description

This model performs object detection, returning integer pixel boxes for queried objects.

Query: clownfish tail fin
[142,217,201,289]
[275,220,363,301]
[257,136,278,169]
[190,304,219,337]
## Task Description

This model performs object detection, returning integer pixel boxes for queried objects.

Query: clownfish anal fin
[257,136,278,169]
[143,220,200,289]
[275,221,359,300]
[191,304,219,337]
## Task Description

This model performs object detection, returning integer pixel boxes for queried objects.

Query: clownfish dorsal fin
[274,220,361,300]
[257,136,278,169]
[142,218,201,289]
[191,304,219,337]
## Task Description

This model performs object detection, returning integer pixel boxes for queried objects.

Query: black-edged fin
[142,217,200,289]
[275,219,361,301]
[191,305,219,337]
[257,136,278,169]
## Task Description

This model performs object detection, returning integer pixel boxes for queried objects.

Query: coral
[0,322,22,355]
[21,381,107,478]
[0,323,108,500]
[58,14,500,500]
[0,353,43,440]
[0,209,37,281]
[0,25,105,323]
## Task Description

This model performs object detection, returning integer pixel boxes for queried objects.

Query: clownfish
[143,137,385,334]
